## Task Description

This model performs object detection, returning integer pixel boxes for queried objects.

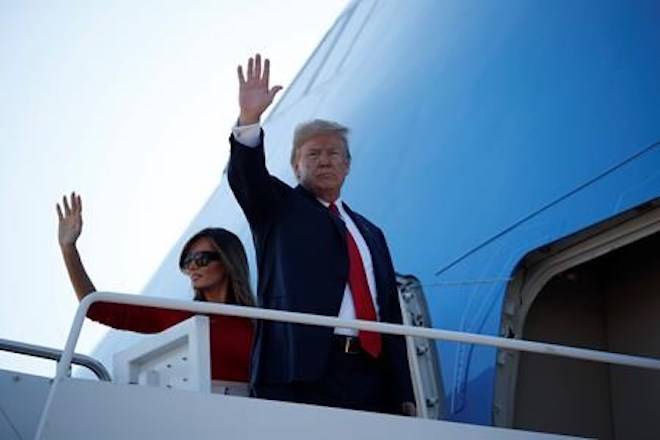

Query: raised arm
[229,55,289,227]
[56,192,96,301]
[56,193,176,332]
[237,53,283,125]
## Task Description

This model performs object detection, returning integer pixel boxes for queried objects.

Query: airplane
[2,1,659,439]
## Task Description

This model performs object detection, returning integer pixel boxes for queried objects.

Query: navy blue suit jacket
[228,133,413,405]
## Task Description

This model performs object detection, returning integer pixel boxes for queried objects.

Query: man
[228,54,415,415]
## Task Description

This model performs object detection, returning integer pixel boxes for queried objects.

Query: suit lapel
[295,185,347,237]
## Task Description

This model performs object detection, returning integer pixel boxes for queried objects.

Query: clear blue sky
[0,0,347,376]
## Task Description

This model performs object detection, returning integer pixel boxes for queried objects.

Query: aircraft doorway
[495,201,660,440]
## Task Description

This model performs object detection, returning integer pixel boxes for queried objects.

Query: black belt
[331,335,363,354]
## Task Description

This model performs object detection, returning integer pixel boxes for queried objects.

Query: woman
[56,192,254,384]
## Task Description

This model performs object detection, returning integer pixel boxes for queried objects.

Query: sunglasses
[180,251,221,271]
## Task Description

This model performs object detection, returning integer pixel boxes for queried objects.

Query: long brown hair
[179,228,255,307]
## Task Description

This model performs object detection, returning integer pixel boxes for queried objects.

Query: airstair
[4,291,660,439]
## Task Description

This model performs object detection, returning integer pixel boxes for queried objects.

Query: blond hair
[290,119,351,166]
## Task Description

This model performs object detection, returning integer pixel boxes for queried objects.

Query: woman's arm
[56,192,96,301]
[56,193,177,333]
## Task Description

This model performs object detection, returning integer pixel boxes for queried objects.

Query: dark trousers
[254,336,397,414]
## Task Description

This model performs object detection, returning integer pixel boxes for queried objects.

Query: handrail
[35,290,660,439]
[0,338,111,382]
[53,291,660,381]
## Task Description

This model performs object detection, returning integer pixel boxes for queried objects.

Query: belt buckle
[343,336,360,354]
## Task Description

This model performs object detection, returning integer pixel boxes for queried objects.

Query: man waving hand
[228,54,415,415]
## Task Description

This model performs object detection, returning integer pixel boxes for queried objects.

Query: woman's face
[181,237,228,301]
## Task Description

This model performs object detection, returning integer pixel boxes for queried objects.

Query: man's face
[293,133,350,200]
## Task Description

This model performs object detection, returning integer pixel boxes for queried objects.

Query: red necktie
[329,202,382,358]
